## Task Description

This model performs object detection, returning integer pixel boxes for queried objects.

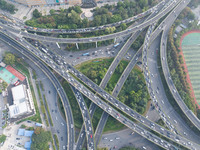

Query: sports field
[0,67,16,84]
[181,31,200,106]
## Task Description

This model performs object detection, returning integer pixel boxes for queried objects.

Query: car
[90,134,93,138]
[142,146,147,150]
[117,113,120,117]
[61,137,63,141]
[63,145,66,149]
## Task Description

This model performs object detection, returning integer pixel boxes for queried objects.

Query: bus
[41,48,47,53]
[56,42,60,49]
[113,43,120,48]
[82,52,90,56]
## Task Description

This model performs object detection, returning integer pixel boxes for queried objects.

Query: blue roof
[24,141,31,149]
[17,128,25,136]
[24,130,34,137]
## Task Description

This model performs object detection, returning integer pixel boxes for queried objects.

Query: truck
[41,48,47,53]
[82,52,90,56]
[113,43,120,48]
[56,42,60,49]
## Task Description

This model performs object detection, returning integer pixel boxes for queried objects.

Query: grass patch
[105,60,129,93]
[36,82,49,127]
[43,94,54,126]
[103,116,125,133]
[76,58,113,85]
[53,134,59,150]
[61,79,83,129]
[0,134,6,143]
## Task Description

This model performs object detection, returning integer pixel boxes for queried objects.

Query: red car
[117,113,120,117]
[90,134,92,138]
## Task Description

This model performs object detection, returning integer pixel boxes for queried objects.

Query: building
[8,84,33,118]
[14,0,68,7]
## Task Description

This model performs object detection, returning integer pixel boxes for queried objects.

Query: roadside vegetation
[25,0,157,29]
[60,79,83,129]
[166,7,198,114]
[31,127,51,150]
[156,5,200,133]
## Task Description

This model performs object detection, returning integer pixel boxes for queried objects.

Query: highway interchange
[1,0,200,149]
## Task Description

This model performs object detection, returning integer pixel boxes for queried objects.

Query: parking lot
[1,121,39,150]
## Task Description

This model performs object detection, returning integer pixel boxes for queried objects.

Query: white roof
[11,84,27,103]
[9,101,28,118]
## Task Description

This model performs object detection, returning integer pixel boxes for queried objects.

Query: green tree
[33,9,42,18]
[4,53,15,65]
[49,9,55,15]
[120,23,127,30]
[31,128,51,150]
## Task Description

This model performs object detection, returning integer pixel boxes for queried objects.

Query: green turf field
[182,32,200,105]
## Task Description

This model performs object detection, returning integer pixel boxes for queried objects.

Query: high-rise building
[14,0,68,7]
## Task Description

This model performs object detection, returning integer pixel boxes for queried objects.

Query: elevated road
[0,31,75,150]
[144,0,200,144]
[0,0,182,43]
[0,31,185,150]
[160,0,200,135]
[71,87,96,150]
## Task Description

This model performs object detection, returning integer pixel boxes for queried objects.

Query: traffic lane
[99,128,160,150]
[94,111,109,147]
[76,103,97,149]
[0,31,190,149]
[2,42,69,149]
[0,0,182,43]
[158,18,200,141]
[112,47,142,97]
[67,63,199,149]
[99,31,141,88]
[72,87,95,150]
[0,33,75,150]
[27,60,69,148]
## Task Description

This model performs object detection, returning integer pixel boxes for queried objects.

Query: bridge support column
[96,41,98,48]
[76,43,79,49]
[114,37,116,43]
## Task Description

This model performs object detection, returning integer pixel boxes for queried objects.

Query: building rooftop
[9,101,29,118]
[11,84,27,104]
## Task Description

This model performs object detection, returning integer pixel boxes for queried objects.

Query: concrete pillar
[76,43,79,49]
[114,37,116,43]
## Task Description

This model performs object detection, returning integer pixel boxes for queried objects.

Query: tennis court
[6,65,25,81]
[181,31,200,106]
[0,67,16,84]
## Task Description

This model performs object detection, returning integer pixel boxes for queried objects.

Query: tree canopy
[31,127,51,150]
[3,53,15,65]
[26,0,158,29]
[0,0,17,14]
